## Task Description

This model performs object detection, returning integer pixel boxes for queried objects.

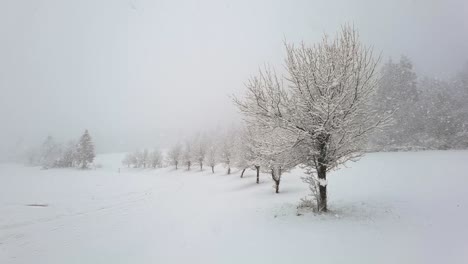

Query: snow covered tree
[142,149,149,168]
[453,62,468,148]
[418,77,466,149]
[206,143,218,173]
[182,141,193,170]
[371,56,420,149]
[193,134,208,171]
[219,130,236,174]
[254,127,299,193]
[244,127,264,184]
[168,143,182,169]
[39,135,62,169]
[235,25,390,211]
[149,149,163,168]
[234,127,260,179]
[134,150,144,168]
[57,140,78,168]
[76,130,95,169]
[206,135,219,173]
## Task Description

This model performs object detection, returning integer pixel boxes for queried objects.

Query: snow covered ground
[1,151,468,264]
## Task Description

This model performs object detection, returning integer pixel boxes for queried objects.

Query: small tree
[182,141,193,170]
[219,130,235,174]
[234,127,259,179]
[193,134,208,171]
[206,144,218,173]
[168,143,182,169]
[253,127,299,193]
[76,130,95,169]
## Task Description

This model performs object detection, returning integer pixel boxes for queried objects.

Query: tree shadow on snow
[225,181,265,192]
[294,200,398,222]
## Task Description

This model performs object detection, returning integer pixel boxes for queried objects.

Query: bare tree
[234,25,390,211]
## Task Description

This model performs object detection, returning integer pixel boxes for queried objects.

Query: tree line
[371,56,468,150]
[26,130,95,169]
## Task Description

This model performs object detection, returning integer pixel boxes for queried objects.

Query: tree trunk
[187,161,191,170]
[255,166,260,184]
[175,162,178,170]
[271,168,280,193]
[211,166,214,173]
[227,167,231,175]
[317,139,328,212]
[240,168,246,178]
[200,162,203,171]
[317,169,327,212]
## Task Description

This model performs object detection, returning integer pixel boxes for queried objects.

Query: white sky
[1,0,467,156]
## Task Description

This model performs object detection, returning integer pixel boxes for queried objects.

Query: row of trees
[371,56,468,150]
[164,128,267,185]
[122,149,163,169]
[167,131,235,174]
[27,130,95,169]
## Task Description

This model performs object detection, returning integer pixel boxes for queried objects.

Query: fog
[1,0,467,157]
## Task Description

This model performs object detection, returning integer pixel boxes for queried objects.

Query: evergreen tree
[418,77,466,149]
[76,130,95,169]
[372,56,420,150]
